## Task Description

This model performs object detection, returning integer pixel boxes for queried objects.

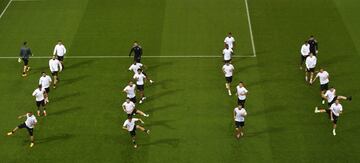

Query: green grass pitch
[0,0,360,162]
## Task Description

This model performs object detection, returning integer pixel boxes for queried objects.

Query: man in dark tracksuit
[19,42,32,77]
[129,41,143,63]
[308,35,318,56]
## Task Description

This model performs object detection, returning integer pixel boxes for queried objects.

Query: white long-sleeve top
[300,44,310,56]
[305,56,317,69]
[49,59,63,72]
[53,44,66,56]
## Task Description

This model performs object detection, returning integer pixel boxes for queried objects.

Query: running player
[129,41,143,63]
[49,55,63,88]
[234,104,247,139]
[122,115,150,148]
[300,41,310,70]
[123,81,137,103]
[308,35,318,56]
[32,85,47,116]
[314,87,351,114]
[224,32,235,50]
[312,68,329,104]
[39,72,52,103]
[53,40,67,68]
[133,69,147,104]
[7,112,37,147]
[330,100,343,136]
[19,41,32,77]
[305,53,317,84]
[122,98,149,117]
[236,82,248,107]
[222,62,235,96]
[223,44,233,63]
[128,61,154,83]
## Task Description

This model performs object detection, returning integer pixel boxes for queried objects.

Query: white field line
[0,55,256,59]
[0,0,13,20]
[244,0,257,57]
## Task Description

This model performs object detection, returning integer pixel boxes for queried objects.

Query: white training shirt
[25,113,37,129]
[49,59,63,72]
[305,56,317,69]
[222,64,235,77]
[39,75,52,88]
[133,73,146,85]
[224,36,235,49]
[128,63,143,74]
[53,44,66,57]
[330,103,343,117]
[123,118,139,131]
[234,107,247,122]
[223,48,233,61]
[316,71,329,85]
[32,88,45,101]
[300,44,310,56]
[236,86,248,100]
[123,85,136,98]
[122,101,136,114]
[324,89,336,103]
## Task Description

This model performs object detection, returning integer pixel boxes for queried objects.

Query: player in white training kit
[122,98,149,117]
[312,68,329,104]
[122,115,150,148]
[224,32,235,50]
[32,85,47,116]
[329,100,343,136]
[123,81,137,103]
[39,72,52,103]
[236,82,248,107]
[7,112,37,148]
[128,61,153,83]
[222,62,235,96]
[315,87,351,114]
[53,40,66,67]
[133,69,147,104]
[49,55,63,88]
[300,41,310,70]
[223,44,233,63]
[305,53,317,84]
[234,104,247,139]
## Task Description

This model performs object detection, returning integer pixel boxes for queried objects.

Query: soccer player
[129,41,142,63]
[311,68,329,104]
[39,72,52,103]
[122,98,149,117]
[300,41,310,70]
[53,40,67,68]
[122,115,150,148]
[133,69,147,104]
[224,32,235,50]
[305,53,317,84]
[7,112,37,147]
[315,87,351,114]
[236,82,248,107]
[49,55,63,88]
[32,85,47,116]
[19,41,32,77]
[307,35,318,56]
[123,81,137,103]
[222,62,235,96]
[223,44,233,63]
[128,61,154,83]
[234,104,247,139]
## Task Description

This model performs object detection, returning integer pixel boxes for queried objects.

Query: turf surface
[0,0,359,162]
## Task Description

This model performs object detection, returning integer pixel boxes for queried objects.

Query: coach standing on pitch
[129,41,143,63]
[308,35,318,56]
[19,41,32,77]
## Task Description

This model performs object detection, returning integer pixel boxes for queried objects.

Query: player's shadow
[245,127,284,137]
[51,92,81,103]
[31,65,52,75]
[234,64,258,75]
[147,61,174,71]
[251,105,287,117]
[150,79,176,89]
[36,133,74,144]
[141,138,180,148]
[146,103,178,114]
[49,106,83,116]
[66,59,94,70]
[146,89,183,103]
[147,119,176,130]
[61,75,89,86]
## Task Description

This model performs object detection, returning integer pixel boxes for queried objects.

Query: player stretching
[7,112,37,147]
[53,40,67,68]
[122,98,149,117]
[122,115,150,148]
[236,82,248,107]
[223,44,233,63]
[222,62,235,96]
[129,41,143,63]
[234,104,247,139]
[311,68,329,104]
[299,41,310,70]
[305,53,317,84]
[19,41,32,77]
[315,87,351,114]
[39,72,52,103]
[128,61,154,83]
[32,85,47,116]
[133,69,147,104]
[123,81,137,103]
[224,32,235,50]
[49,56,63,88]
